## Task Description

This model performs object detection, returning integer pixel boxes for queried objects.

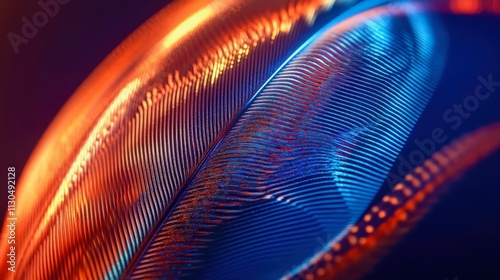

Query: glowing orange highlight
[450,0,482,14]
[0,0,338,279]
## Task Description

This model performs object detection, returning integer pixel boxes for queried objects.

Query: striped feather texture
[128,4,447,279]
[290,122,500,279]
[6,0,485,279]
[1,1,368,279]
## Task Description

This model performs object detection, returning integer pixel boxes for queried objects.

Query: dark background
[1,1,499,279]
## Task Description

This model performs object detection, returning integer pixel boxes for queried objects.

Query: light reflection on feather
[1,0,499,279]
[127,4,447,278]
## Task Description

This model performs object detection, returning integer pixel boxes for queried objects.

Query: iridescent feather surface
[1,0,499,279]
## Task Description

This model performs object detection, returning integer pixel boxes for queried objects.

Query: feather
[4,0,500,279]
[127,3,447,279]
[290,123,500,279]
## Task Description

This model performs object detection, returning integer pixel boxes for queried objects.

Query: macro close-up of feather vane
[1,0,499,279]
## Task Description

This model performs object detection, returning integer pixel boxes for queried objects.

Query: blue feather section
[129,5,447,279]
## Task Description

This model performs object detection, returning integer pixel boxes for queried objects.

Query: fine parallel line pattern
[129,5,446,279]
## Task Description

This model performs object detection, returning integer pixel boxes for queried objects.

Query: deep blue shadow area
[366,14,500,280]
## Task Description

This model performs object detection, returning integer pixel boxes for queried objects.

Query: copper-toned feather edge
[0,0,344,278]
[289,122,500,280]
[2,0,500,279]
